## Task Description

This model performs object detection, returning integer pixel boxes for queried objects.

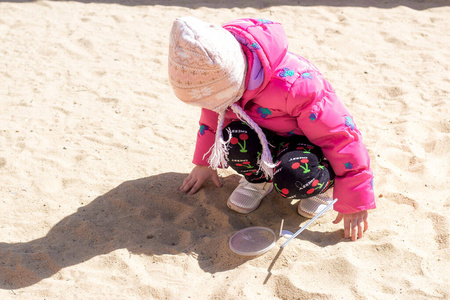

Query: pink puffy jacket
[192,18,375,214]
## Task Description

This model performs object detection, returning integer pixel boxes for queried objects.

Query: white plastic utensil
[280,198,337,248]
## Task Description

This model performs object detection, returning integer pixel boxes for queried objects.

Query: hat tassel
[206,110,230,170]
[207,103,275,179]
[230,103,275,179]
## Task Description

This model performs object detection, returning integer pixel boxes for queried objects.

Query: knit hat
[168,17,275,178]
[168,16,246,113]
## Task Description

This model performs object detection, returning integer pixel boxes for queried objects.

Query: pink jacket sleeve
[192,108,220,166]
[287,77,376,214]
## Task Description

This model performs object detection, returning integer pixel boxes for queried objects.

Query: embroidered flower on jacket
[199,125,208,136]
[344,116,355,130]
[309,112,317,122]
[301,72,313,80]
[344,162,353,169]
[251,42,261,49]
[279,67,295,78]
[257,18,273,24]
[257,107,271,119]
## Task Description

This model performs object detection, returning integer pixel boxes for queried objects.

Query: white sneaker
[297,194,334,218]
[227,177,274,214]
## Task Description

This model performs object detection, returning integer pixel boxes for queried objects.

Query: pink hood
[223,19,288,97]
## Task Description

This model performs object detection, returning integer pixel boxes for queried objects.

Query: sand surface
[0,1,449,299]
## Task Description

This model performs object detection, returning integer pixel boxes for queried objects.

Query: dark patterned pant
[223,121,335,199]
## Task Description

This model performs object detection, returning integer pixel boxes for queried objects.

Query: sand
[0,0,449,299]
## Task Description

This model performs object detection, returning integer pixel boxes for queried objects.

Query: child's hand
[179,165,222,195]
[332,210,368,241]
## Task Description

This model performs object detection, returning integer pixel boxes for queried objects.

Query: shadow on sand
[0,172,343,289]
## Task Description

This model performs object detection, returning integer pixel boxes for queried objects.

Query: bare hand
[333,210,368,241]
[179,165,222,195]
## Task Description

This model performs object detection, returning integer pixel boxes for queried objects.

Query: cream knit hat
[168,17,275,178]
[168,16,246,113]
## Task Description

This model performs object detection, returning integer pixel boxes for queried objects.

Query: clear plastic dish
[229,226,276,256]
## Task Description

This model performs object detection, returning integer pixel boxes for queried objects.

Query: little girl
[169,17,375,241]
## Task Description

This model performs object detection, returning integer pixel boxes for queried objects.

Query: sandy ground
[0,0,449,299]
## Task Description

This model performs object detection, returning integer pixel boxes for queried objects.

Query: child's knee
[223,121,262,158]
[273,150,331,199]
